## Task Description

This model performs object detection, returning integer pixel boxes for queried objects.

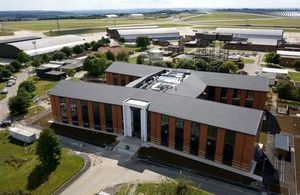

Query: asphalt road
[0,69,29,123]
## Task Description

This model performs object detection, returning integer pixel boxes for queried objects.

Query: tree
[294,60,300,70]
[10,61,22,72]
[8,89,32,116]
[195,59,209,71]
[60,46,73,57]
[31,58,42,67]
[73,45,84,55]
[36,128,61,168]
[136,36,150,50]
[83,42,91,50]
[17,51,30,63]
[165,61,174,68]
[176,59,196,70]
[51,51,66,61]
[119,37,125,44]
[67,69,76,77]
[0,67,12,81]
[18,80,36,94]
[265,52,281,64]
[218,61,239,73]
[105,50,116,61]
[152,61,166,67]
[136,55,144,64]
[116,51,129,62]
[277,80,295,100]
[83,56,108,77]
[41,54,51,63]
[5,65,16,73]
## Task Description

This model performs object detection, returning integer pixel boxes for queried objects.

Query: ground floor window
[175,118,184,151]
[190,122,200,156]
[161,115,169,147]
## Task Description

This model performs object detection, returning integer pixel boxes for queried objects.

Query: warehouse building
[113,28,181,42]
[277,50,300,67]
[0,35,87,58]
[49,62,268,172]
[107,26,159,39]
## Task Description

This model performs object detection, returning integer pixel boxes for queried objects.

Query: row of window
[59,97,114,133]
[206,87,254,108]
[159,114,236,165]
[112,74,136,86]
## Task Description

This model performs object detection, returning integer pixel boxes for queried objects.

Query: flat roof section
[106,62,269,92]
[277,50,300,58]
[216,28,283,37]
[50,80,263,136]
[275,134,289,151]
[0,36,41,45]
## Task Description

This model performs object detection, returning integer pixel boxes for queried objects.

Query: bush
[294,60,300,70]
[136,55,144,64]
[116,51,129,62]
[0,67,12,81]
[119,37,125,43]
[60,46,73,57]
[105,50,115,61]
[266,63,282,69]
[67,69,76,77]
[31,58,42,67]
[136,36,150,51]
[73,45,84,54]
[10,61,22,72]
[17,51,30,63]
[51,51,67,61]
[265,52,281,64]
[5,65,16,73]
[83,56,108,77]
[18,80,36,94]
[8,89,32,116]
[277,80,300,101]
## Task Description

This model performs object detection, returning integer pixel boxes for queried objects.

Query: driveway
[243,53,264,75]
[0,69,30,122]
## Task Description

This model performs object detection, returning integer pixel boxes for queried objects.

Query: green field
[27,76,58,97]
[3,17,169,31]
[187,12,273,21]
[0,130,84,195]
[289,72,300,82]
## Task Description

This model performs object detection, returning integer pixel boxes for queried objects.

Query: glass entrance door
[131,107,141,138]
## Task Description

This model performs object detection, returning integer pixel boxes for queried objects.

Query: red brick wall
[50,96,58,121]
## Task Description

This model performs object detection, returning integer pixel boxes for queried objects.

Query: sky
[0,0,299,11]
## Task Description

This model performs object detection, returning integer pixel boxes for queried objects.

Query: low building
[9,127,36,143]
[173,54,194,63]
[0,35,87,58]
[262,67,288,79]
[277,50,300,67]
[105,14,118,18]
[257,72,276,86]
[107,26,159,39]
[148,50,163,61]
[223,39,279,52]
[115,28,181,42]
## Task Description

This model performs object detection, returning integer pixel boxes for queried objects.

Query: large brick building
[49,62,268,172]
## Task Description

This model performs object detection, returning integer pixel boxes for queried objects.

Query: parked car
[0,118,12,127]
[0,88,8,94]
[5,82,13,87]
[9,76,17,80]
[8,80,16,85]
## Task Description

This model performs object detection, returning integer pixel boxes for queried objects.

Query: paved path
[0,69,29,122]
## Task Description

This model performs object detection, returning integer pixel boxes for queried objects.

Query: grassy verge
[289,72,300,82]
[242,58,255,64]
[0,82,6,101]
[0,130,84,195]
[0,31,14,36]
[27,76,58,97]
[44,27,106,36]
[129,57,137,64]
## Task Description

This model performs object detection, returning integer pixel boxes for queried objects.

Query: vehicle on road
[10,76,17,80]
[0,88,8,94]
[5,82,13,87]
[0,118,12,128]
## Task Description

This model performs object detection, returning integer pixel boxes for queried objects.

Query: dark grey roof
[46,71,66,76]
[106,62,269,92]
[0,36,41,45]
[275,134,289,151]
[50,80,263,136]
[106,62,164,77]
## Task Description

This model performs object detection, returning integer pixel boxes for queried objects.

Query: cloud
[0,0,299,11]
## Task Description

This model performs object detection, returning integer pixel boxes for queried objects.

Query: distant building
[262,67,288,79]
[0,35,87,58]
[105,14,118,18]
[129,14,144,18]
[148,50,163,61]
[107,26,159,39]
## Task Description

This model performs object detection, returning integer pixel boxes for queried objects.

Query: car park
[0,88,8,94]
[6,82,13,87]
[8,80,16,85]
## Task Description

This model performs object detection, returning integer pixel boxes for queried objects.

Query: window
[175,118,184,151]
[208,87,216,101]
[93,102,100,130]
[245,91,254,108]
[161,115,169,147]
[121,77,126,86]
[147,112,151,142]
[222,130,236,165]
[81,100,89,128]
[105,104,113,132]
[71,99,78,126]
[220,88,227,103]
[233,89,240,106]
[190,122,200,156]
[113,75,118,85]
[205,126,217,160]
[59,97,68,124]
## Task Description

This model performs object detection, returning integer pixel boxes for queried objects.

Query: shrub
[67,69,76,77]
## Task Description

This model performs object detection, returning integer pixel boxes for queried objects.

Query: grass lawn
[242,58,255,64]
[27,76,58,97]
[0,82,6,101]
[187,12,273,22]
[3,18,169,31]
[129,56,137,64]
[289,72,300,82]
[24,104,46,121]
[0,130,84,195]
[0,31,14,36]
[117,181,211,195]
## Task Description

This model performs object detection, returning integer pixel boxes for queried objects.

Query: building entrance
[131,107,141,138]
